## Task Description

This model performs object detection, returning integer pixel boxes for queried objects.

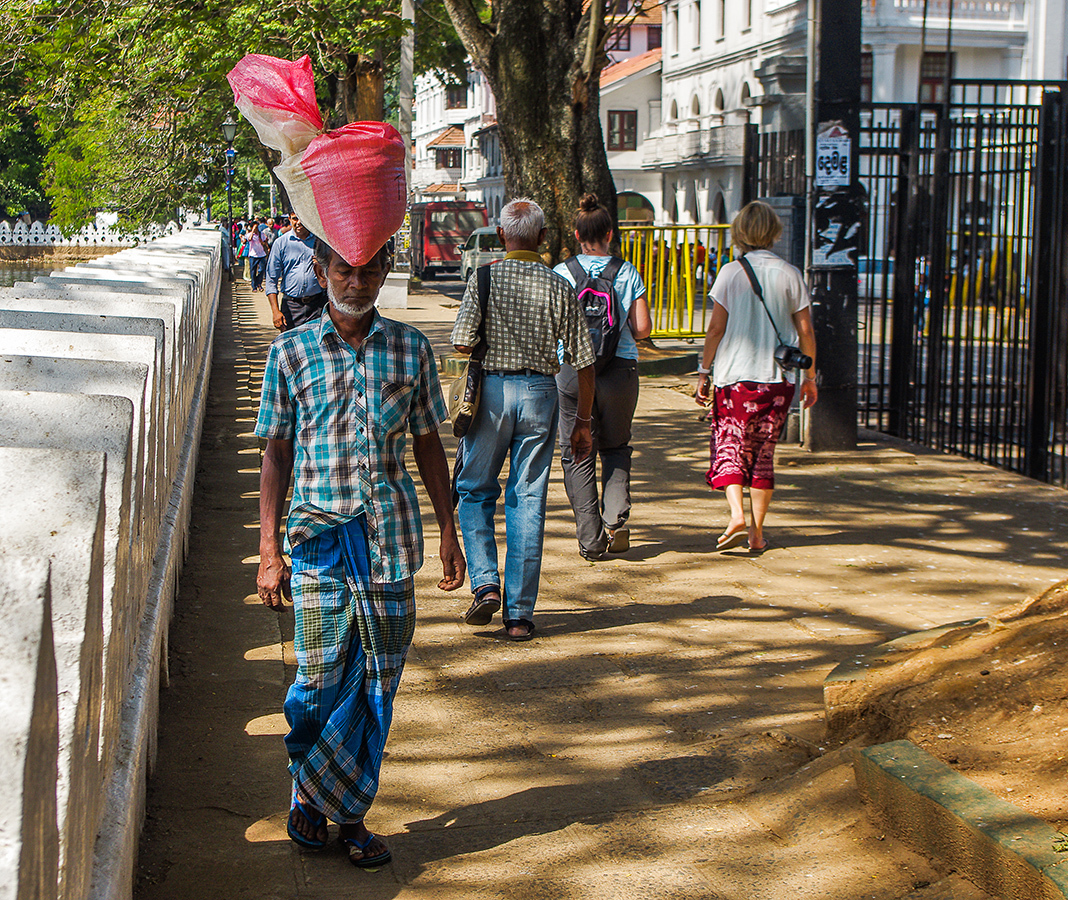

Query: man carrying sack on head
[230,53,466,869]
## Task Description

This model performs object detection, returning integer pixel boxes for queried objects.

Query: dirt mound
[828,580,1068,828]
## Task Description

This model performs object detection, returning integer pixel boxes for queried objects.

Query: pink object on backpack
[227,54,407,266]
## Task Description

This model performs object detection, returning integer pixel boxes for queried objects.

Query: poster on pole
[815,123,851,188]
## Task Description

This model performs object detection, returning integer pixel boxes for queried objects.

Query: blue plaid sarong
[284,515,415,823]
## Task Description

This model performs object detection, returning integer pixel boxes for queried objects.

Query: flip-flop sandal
[464,584,501,626]
[340,831,392,869]
[287,793,328,850]
[748,538,770,555]
[716,529,747,551]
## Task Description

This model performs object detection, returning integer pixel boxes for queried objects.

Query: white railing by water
[0,219,180,247]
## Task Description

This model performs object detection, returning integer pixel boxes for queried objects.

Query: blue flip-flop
[287,794,328,850]
[340,831,392,869]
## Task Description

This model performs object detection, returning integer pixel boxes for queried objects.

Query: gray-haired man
[451,198,596,640]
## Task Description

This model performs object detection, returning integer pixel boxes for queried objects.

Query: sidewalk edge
[854,740,1068,900]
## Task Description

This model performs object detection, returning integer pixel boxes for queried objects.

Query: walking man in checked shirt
[452,198,595,641]
[256,238,466,866]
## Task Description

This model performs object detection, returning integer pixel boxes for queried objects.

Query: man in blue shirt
[265,211,326,330]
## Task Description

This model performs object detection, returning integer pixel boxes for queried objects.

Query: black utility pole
[805,0,862,451]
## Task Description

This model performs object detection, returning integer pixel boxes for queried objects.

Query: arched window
[713,88,724,113]
[711,192,727,224]
[691,95,701,117]
[740,82,751,107]
[670,99,679,120]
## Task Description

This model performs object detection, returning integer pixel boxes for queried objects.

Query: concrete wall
[0,229,222,900]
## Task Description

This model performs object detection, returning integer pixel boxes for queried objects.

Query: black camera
[774,344,812,371]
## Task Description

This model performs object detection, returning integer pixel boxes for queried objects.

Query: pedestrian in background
[243,220,269,291]
[695,201,817,554]
[451,198,595,641]
[553,193,651,560]
[264,211,325,330]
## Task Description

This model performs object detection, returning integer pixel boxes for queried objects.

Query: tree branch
[439,0,491,72]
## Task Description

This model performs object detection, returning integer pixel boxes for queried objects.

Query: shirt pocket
[376,380,415,436]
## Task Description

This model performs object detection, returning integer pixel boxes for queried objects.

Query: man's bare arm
[258,437,294,609]
[412,430,466,591]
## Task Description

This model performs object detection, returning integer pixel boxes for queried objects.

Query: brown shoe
[607,527,630,553]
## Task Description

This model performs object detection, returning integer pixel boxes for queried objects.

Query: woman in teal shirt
[554,194,652,559]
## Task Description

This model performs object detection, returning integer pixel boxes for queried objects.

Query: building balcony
[873,0,1024,25]
[641,123,747,169]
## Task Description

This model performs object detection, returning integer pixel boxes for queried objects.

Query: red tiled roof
[424,183,463,193]
[426,126,466,148]
[600,48,662,87]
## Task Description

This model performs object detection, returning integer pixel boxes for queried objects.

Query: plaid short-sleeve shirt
[255,310,448,584]
[450,252,595,374]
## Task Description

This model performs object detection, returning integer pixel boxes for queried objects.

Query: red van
[410,201,487,279]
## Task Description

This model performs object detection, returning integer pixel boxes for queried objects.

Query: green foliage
[0,0,470,228]
[0,97,46,220]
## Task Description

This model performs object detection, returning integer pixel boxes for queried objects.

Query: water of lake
[0,262,53,288]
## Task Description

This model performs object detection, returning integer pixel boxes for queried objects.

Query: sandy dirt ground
[132,277,1068,900]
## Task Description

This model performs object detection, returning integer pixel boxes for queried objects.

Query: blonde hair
[731,201,783,252]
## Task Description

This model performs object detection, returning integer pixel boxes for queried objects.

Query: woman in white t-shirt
[694,201,818,554]
[554,193,652,560]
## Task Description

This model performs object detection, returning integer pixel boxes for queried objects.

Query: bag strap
[601,256,625,285]
[738,255,787,347]
[564,255,586,284]
[471,264,492,362]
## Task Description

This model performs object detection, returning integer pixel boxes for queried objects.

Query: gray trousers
[556,358,639,557]
[281,291,327,330]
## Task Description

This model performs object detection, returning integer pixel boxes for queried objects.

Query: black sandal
[503,618,535,642]
[464,584,501,626]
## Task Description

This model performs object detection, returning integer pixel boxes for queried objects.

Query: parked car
[460,226,505,282]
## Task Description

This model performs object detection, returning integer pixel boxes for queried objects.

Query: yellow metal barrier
[619,224,733,339]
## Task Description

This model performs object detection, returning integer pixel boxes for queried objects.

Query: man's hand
[437,530,466,591]
[267,293,285,331]
[412,429,467,592]
[570,421,593,462]
[257,549,291,610]
[800,378,819,409]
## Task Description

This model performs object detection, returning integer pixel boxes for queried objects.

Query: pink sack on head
[228,54,408,266]
[227,54,323,156]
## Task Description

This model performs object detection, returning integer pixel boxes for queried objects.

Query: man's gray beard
[327,281,375,318]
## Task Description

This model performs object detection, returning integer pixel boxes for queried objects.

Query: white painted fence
[0,219,181,247]
[0,227,222,900]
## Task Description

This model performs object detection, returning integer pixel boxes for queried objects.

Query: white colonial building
[413,0,1067,226]
[649,0,1066,225]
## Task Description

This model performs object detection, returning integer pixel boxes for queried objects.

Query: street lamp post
[221,116,238,269]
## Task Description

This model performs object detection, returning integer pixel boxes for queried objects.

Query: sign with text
[816,124,851,188]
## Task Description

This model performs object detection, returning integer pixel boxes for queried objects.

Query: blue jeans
[455,371,558,624]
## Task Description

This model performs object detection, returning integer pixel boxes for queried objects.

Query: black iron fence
[749,80,1068,486]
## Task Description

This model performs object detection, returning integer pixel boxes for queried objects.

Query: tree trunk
[441,0,616,262]
[325,53,384,125]
[355,52,385,121]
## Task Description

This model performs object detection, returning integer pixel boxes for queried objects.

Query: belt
[484,368,548,377]
[282,291,326,305]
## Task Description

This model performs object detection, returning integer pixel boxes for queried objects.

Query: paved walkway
[133,277,1068,900]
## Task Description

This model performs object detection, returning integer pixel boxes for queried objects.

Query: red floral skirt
[705,380,794,490]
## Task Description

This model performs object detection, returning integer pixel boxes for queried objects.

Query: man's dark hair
[314,238,394,271]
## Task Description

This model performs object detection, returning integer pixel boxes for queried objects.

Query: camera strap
[738,255,788,348]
